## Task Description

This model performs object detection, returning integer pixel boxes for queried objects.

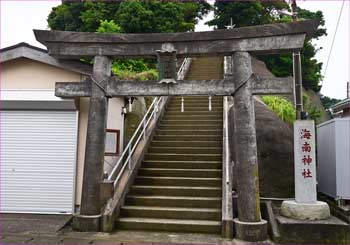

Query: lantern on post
[156,43,177,84]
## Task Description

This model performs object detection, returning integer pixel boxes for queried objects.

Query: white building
[0,43,125,214]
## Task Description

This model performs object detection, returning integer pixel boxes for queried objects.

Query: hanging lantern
[156,43,177,84]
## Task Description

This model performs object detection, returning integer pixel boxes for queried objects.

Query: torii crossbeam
[35,19,319,239]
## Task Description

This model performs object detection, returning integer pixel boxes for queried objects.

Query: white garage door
[0,110,78,214]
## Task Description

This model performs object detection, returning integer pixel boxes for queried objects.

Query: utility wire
[322,0,345,86]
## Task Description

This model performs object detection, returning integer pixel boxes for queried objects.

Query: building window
[105,129,120,156]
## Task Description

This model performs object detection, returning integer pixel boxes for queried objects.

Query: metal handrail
[177,58,192,80]
[223,96,231,216]
[107,97,161,186]
[107,57,192,188]
[222,56,234,234]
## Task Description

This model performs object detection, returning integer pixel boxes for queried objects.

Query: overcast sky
[1,0,349,99]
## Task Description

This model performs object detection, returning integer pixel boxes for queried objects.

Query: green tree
[96,20,121,33]
[94,18,157,80]
[320,95,342,109]
[48,1,121,32]
[48,0,211,33]
[48,0,210,77]
[206,0,289,28]
[207,1,327,92]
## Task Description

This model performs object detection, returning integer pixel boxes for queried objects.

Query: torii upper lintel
[34,19,319,59]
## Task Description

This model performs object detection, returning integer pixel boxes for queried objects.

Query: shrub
[261,96,296,124]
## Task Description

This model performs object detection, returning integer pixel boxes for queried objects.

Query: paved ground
[1,214,71,234]
[0,214,273,244]
[1,228,272,244]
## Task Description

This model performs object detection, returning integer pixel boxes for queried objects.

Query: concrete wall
[1,58,124,206]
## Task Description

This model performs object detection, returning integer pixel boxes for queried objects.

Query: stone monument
[281,120,330,220]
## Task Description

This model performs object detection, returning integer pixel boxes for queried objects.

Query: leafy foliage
[112,66,158,81]
[96,20,121,33]
[94,19,157,79]
[48,0,211,33]
[48,1,121,32]
[48,1,210,79]
[261,96,296,124]
[206,0,289,28]
[116,1,209,33]
[207,1,327,92]
[320,95,342,110]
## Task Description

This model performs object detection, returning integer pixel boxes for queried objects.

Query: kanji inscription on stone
[294,120,317,203]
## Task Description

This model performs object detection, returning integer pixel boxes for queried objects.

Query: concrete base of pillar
[233,218,268,242]
[72,213,101,232]
[222,219,234,239]
[281,200,330,220]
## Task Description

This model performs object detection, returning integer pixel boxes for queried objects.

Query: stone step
[153,135,222,141]
[142,160,222,169]
[138,168,222,178]
[169,99,222,104]
[165,111,222,115]
[167,103,222,108]
[166,109,222,114]
[151,140,222,148]
[160,120,222,125]
[156,129,222,136]
[168,103,222,108]
[148,146,222,154]
[188,70,223,73]
[145,153,222,161]
[163,115,221,120]
[134,176,222,187]
[117,217,221,234]
[125,195,222,208]
[158,124,221,130]
[120,206,221,221]
[188,73,222,77]
[166,103,223,111]
[171,97,222,102]
[130,185,221,197]
[187,69,222,73]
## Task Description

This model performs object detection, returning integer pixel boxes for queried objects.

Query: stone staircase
[117,57,224,234]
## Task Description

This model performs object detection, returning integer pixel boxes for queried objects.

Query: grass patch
[261,96,296,124]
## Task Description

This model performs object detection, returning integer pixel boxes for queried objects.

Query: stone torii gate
[35,19,318,241]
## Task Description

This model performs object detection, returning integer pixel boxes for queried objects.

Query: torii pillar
[231,52,267,241]
[73,56,111,231]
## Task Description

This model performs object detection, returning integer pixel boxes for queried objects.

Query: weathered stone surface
[265,201,349,244]
[276,212,349,244]
[79,56,111,219]
[231,52,261,223]
[281,200,330,220]
[303,88,330,123]
[254,98,295,198]
[72,214,101,232]
[34,20,319,58]
[233,218,268,242]
[56,77,292,98]
[294,120,317,203]
[230,97,294,197]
